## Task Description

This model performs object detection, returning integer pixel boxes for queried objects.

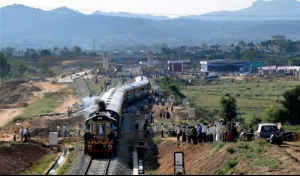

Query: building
[168,60,190,73]
[272,35,286,44]
[200,60,252,72]
[252,61,265,70]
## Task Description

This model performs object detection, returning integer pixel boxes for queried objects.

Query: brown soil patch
[0,80,41,104]
[0,80,74,128]
[0,105,10,109]
[147,137,300,175]
[0,142,52,175]
[15,103,28,108]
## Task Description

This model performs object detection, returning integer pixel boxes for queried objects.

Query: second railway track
[74,77,91,98]
[84,156,111,175]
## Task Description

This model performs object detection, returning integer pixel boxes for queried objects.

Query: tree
[0,52,10,84]
[219,96,238,122]
[73,46,82,53]
[206,55,214,60]
[238,40,246,46]
[3,47,15,58]
[40,49,51,57]
[263,105,275,122]
[288,58,300,66]
[261,40,272,47]
[281,85,300,124]
[280,40,297,53]
[40,56,57,74]
[234,46,242,59]
[27,66,38,75]
[31,50,39,63]
[243,49,258,61]
[17,60,27,79]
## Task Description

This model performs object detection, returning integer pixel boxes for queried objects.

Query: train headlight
[108,145,112,149]
[88,145,92,149]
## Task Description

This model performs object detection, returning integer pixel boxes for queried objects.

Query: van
[254,123,278,139]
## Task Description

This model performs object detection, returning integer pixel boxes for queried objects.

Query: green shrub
[226,147,235,154]
[216,160,238,175]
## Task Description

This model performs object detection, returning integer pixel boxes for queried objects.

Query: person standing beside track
[67,107,71,117]
[78,124,82,137]
[161,123,165,138]
[57,124,61,137]
[63,124,67,138]
[20,127,24,142]
[23,128,29,143]
[176,125,181,142]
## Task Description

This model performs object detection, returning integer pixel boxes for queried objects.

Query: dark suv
[254,123,278,139]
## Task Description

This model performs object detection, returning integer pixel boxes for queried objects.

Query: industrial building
[168,60,190,73]
[200,60,252,72]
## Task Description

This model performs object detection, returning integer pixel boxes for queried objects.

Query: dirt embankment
[0,142,50,175]
[132,102,300,175]
[0,80,41,105]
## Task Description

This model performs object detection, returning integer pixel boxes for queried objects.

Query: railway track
[74,77,91,98]
[83,156,111,175]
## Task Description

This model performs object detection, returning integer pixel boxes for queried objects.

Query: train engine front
[84,110,118,156]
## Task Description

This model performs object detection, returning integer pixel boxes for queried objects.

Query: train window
[99,124,105,134]
[86,124,91,132]
[96,123,106,138]
[111,123,116,130]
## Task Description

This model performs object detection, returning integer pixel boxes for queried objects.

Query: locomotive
[84,76,150,156]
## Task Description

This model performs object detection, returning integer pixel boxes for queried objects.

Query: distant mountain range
[0,0,300,51]
[93,0,300,21]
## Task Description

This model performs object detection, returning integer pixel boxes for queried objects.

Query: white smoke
[81,96,102,114]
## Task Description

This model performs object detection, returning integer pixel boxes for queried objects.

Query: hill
[1,3,300,50]
[182,0,300,21]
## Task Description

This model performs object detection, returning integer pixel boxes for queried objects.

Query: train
[84,76,151,156]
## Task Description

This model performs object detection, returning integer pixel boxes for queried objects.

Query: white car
[254,123,278,140]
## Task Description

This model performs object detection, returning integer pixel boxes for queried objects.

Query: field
[156,74,300,125]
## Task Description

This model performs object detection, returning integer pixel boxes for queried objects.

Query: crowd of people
[141,119,245,144]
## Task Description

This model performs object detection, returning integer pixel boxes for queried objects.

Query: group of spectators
[14,127,30,143]
[171,121,241,144]
[174,121,238,144]
[141,120,244,144]
[57,124,68,138]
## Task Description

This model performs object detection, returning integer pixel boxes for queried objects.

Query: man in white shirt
[154,124,158,134]
[20,127,24,142]
[63,124,67,138]
[176,125,181,142]
[211,124,217,142]
[216,122,221,142]
[206,126,211,142]
[57,124,61,137]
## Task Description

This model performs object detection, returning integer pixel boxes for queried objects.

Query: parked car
[254,123,278,140]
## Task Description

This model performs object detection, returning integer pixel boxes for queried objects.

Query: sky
[0,0,261,18]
